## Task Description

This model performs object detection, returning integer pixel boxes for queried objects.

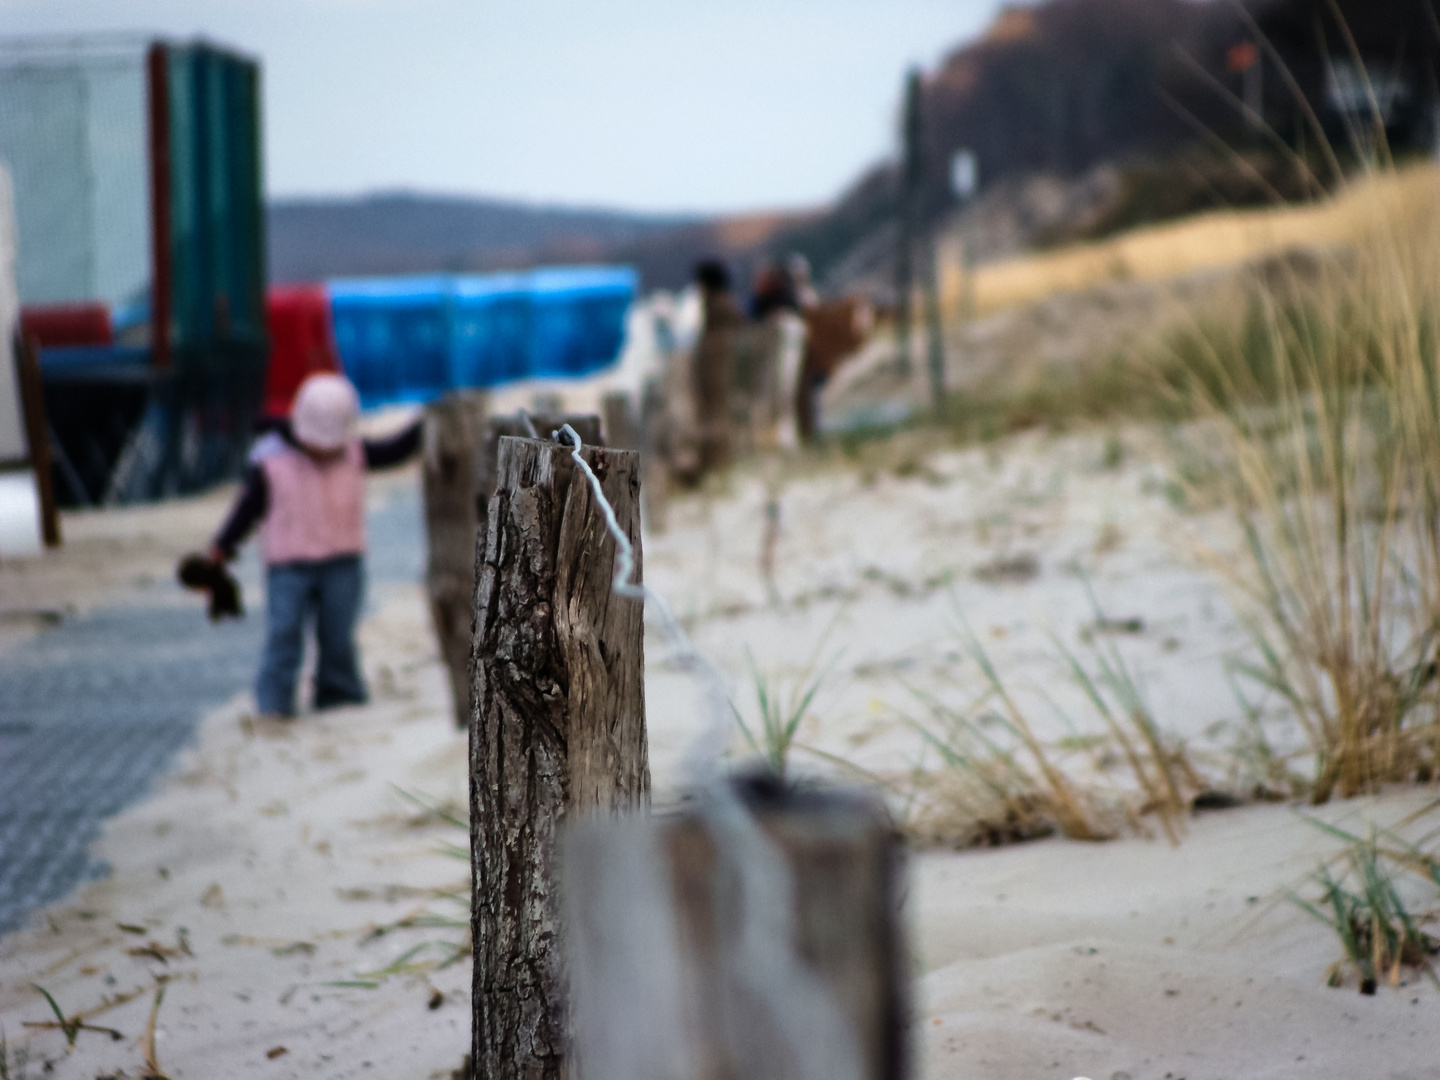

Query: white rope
[557,422,643,600]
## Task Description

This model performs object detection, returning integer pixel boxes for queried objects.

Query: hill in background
[267,194,696,283]
[268,192,809,292]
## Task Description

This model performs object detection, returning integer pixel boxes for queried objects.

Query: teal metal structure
[0,36,267,504]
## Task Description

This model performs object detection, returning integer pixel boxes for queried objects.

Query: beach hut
[527,266,637,379]
[449,272,531,390]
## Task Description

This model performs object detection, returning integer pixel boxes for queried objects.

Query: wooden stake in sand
[564,780,907,1080]
[469,433,649,1080]
[421,391,488,728]
[601,389,637,450]
[15,334,61,546]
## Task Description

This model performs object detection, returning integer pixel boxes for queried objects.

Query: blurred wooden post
[422,391,487,727]
[423,403,600,728]
[564,782,907,1080]
[922,235,946,415]
[15,334,60,547]
[639,376,669,532]
[601,389,637,450]
[895,68,923,380]
[694,287,741,477]
[469,434,648,1080]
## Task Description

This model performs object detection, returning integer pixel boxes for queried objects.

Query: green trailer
[0,35,267,504]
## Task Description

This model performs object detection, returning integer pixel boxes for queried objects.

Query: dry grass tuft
[1163,169,1440,803]
[899,612,1201,849]
[961,165,1440,318]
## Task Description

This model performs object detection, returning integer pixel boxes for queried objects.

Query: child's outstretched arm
[362,417,424,470]
[211,465,270,561]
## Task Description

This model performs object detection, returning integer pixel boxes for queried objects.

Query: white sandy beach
[1,438,1438,1079]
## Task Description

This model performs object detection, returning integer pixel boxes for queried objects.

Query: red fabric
[264,286,339,418]
[20,304,114,347]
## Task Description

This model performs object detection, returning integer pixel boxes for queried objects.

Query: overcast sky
[2,0,1005,213]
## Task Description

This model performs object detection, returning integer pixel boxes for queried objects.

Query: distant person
[692,258,743,476]
[749,261,799,321]
[743,259,814,451]
[798,295,873,441]
[207,374,421,719]
[787,253,819,310]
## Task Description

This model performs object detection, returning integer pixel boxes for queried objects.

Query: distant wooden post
[422,391,487,727]
[15,334,60,547]
[423,403,601,728]
[601,389,637,450]
[469,434,648,1080]
[564,782,907,1080]
[638,376,670,532]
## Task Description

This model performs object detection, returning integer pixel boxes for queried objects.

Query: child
[210,373,421,719]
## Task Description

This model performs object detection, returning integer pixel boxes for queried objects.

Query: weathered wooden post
[422,391,488,727]
[564,780,907,1080]
[473,413,602,530]
[469,433,648,1080]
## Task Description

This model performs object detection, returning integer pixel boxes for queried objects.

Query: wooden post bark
[422,391,488,727]
[564,781,907,1080]
[474,413,602,530]
[470,434,648,1080]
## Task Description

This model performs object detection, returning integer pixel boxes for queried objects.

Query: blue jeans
[256,555,367,717]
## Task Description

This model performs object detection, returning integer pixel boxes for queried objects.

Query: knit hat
[291,373,359,451]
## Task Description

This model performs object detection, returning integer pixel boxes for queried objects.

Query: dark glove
[177,553,244,621]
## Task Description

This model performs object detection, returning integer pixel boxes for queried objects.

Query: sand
[1,433,1438,1079]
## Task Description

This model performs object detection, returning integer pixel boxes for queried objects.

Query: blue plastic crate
[450,273,531,389]
[328,276,451,409]
[325,267,636,408]
[529,266,636,378]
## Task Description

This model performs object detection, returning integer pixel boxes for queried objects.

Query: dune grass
[1161,174,1440,803]
[343,788,471,984]
[899,607,1200,849]
[732,662,825,781]
[956,165,1440,319]
[0,1033,28,1080]
[841,162,1440,813]
[1290,816,1440,994]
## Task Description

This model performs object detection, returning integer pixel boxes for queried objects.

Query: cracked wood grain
[469,435,648,1080]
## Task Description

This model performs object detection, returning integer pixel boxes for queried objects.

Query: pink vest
[261,440,367,565]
